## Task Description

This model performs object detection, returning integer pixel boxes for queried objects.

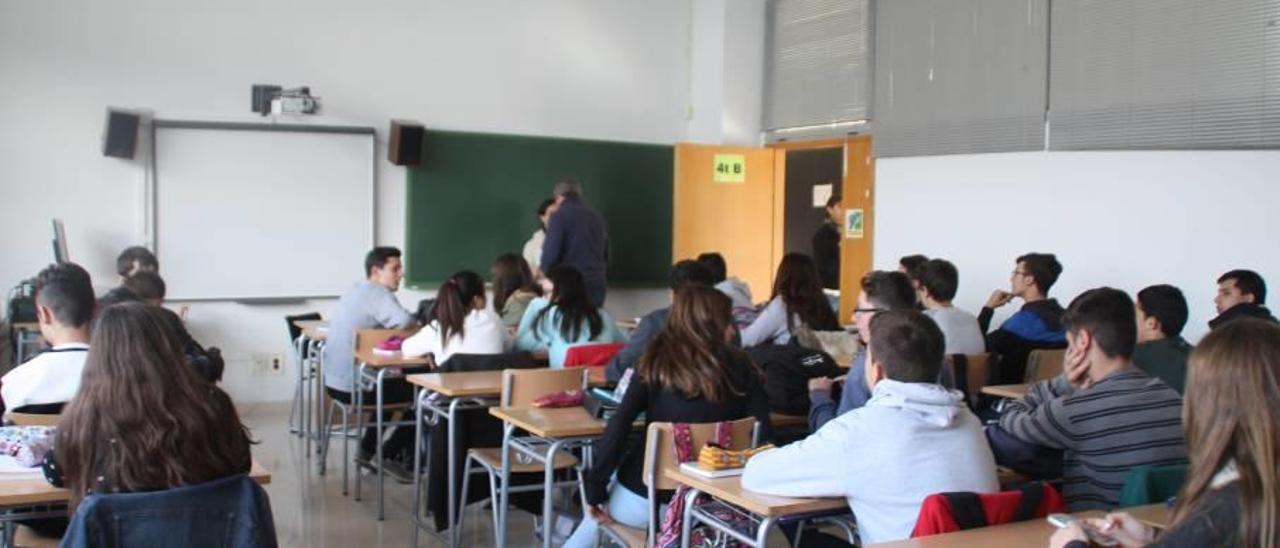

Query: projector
[251,85,319,116]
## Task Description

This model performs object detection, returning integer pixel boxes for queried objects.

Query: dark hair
[825,194,842,209]
[432,270,486,346]
[1137,284,1190,338]
[34,262,95,328]
[123,271,166,302]
[115,246,157,277]
[1063,287,1137,359]
[533,265,603,341]
[364,246,402,277]
[696,253,728,284]
[868,310,945,383]
[536,198,556,229]
[915,259,959,302]
[1016,252,1063,294]
[97,287,139,310]
[771,253,839,331]
[898,255,929,280]
[860,271,918,311]
[55,303,251,510]
[1218,269,1267,304]
[637,286,752,402]
[491,253,539,313]
[670,260,715,290]
[553,177,581,199]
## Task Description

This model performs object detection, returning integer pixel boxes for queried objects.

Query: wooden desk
[664,467,846,518]
[293,319,329,340]
[354,349,432,369]
[0,461,271,507]
[489,406,610,439]
[981,383,1028,400]
[770,413,808,429]
[353,348,432,520]
[408,370,503,398]
[863,504,1172,547]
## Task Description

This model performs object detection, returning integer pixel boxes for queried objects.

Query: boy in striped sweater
[992,287,1186,510]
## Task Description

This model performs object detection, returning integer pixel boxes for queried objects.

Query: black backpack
[747,342,841,415]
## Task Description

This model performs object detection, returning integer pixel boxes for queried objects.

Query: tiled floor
[242,402,541,548]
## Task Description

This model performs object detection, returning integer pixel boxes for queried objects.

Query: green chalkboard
[405,130,673,288]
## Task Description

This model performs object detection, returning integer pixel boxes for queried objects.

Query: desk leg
[496,423,514,548]
[754,516,776,548]
[411,387,425,548]
[376,367,387,521]
[354,363,366,501]
[447,398,462,547]
[680,488,701,548]
[290,335,304,435]
[540,439,566,548]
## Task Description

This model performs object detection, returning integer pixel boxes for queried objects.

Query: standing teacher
[541,178,610,307]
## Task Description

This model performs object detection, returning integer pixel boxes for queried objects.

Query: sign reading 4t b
[712,154,746,183]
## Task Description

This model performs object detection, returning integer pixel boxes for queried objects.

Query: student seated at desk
[42,302,251,508]
[566,286,771,548]
[808,270,916,431]
[991,288,1186,511]
[743,309,998,545]
[96,272,224,384]
[698,252,752,311]
[1050,319,1280,548]
[740,253,838,348]
[115,245,158,281]
[402,270,504,364]
[1208,268,1278,329]
[1,263,94,415]
[979,252,1067,384]
[513,265,624,367]
[322,246,418,477]
[1133,284,1193,394]
[916,258,985,355]
[602,259,714,383]
[491,252,542,330]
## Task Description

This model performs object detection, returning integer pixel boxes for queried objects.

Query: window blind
[763,0,872,133]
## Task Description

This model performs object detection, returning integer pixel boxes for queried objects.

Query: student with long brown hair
[740,253,839,347]
[43,302,251,510]
[1051,318,1280,548]
[564,286,771,548]
[402,270,504,364]
[490,252,541,329]
[512,265,623,367]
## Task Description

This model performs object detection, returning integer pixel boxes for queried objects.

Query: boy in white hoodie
[742,309,998,545]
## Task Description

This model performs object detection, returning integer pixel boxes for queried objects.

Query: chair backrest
[354,328,412,358]
[910,482,1066,538]
[60,474,277,548]
[284,312,322,343]
[942,353,992,408]
[1118,464,1188,508]
[563,343,626,368]
[640,418,757,492]
[1023,349,1066,383]
[500,368,586,408]
[5,412,61,427]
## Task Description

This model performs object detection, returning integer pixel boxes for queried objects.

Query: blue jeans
[563,484,650,548]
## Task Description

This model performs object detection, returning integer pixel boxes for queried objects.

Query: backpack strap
[941,492,989,530]
[1011,483,1046,522]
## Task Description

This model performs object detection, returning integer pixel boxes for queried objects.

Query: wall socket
[251,353,284,376]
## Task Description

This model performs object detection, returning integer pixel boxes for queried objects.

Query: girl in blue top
[514,265,625,367]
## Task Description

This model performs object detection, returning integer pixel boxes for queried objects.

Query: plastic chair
[1118,464,1187,508]
[285,312,321,439]
[1023,349,1066,383]
[940,353,993,409]
[455,368,586,545]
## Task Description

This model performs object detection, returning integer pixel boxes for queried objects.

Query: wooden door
[673,144,783,299]
[838,136,875,325]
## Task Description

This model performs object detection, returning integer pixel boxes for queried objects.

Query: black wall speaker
[389,120,425,166]
[102,108,141,159]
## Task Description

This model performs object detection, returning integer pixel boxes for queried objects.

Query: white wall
[685,0,766,145]
[0,0,698,401]
[876,151,1280,343]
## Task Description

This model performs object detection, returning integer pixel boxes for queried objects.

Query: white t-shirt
[402,309,505,365]
[2,342,89,410]
[522,229,545,274]
[924,306,986,356]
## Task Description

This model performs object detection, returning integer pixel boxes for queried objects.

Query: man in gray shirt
[323,247,417,474]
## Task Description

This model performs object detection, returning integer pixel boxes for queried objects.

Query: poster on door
[845,209,864,239]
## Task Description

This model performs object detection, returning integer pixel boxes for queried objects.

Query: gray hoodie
[742,380,998,544]
[715,278,754,310]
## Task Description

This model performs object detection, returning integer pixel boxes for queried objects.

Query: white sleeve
[741,411,857,498]
[739,298,786,347]
[401,324,440,358]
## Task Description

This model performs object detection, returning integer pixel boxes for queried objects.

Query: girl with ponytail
[403,270,504,365]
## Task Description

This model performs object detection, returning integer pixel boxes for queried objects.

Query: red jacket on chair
[910,482,1066,537]
[563,343,626,368]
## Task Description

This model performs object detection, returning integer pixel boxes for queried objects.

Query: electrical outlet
[251,353,284,376]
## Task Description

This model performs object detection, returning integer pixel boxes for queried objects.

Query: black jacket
[1208,302,1279,330]
[812,223,841,290]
